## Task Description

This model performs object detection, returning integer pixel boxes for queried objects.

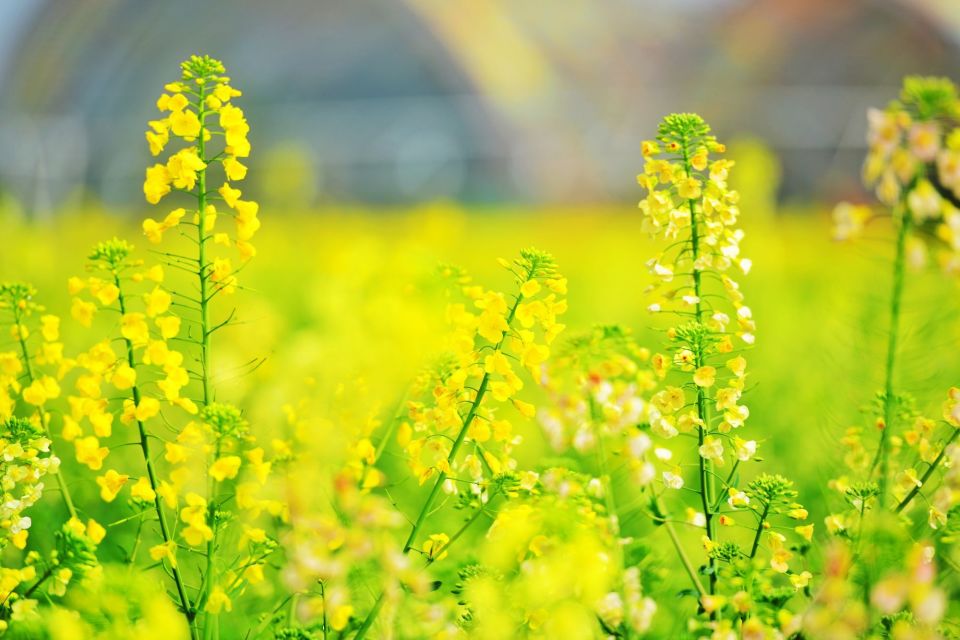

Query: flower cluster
[0,283,71,503]
[143,54,259,276]
[822,76,960,638]
[0,417,58,551]
[400,251,566,504]
[630,114,811,634]
[56,55,280,638]
[834,76,960,275]
[638,113,753,340]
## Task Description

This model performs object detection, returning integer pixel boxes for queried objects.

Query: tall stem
[13,307,78,520]
[681,139,716,594]
[192,82,220,640]
[872,206,911,507]
[115,276,199,640]
[651,495,706,598]
[749,502,770,558]
[895,427,959,514]
[355,266,534,639]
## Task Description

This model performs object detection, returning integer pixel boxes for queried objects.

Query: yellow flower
[209,456,242,482]
[223,157,247,181]
[726,356,747,378]
[132,397,160,422]
[329,605,355,631]
[86,519,106,544]
[641,140,660,157]
[790,571,812,590]
[144,164,172,204]
[477,310,508,343]
[693,365,716,387]
[71,298,96,327]
[698,436,724,464]
[204,586,233,614]
[219,104,245,128]
[10,530,28,550]
[130,477,157,502]
[512,399,536,418]
[166,147,206,190]
[145,120,169,155]
[61,416,82,441]
[111,363,137,390]
[243,564,264,585]
[23,376,59,405]
[144,287,172,317]
[75,436,109,470]
[520,280,541,298]
[169,108,201,139]
[40,315,60,342]
[219,183,242,208]
[164,442,188,465]
[180,493,213,545]
[157,92,188,113]
[677,176,702,199]
[520,343,550,372]
[183,522,214,547]
[794,524,814,541]
[143,218,165,244]
[234,200,261,240]
[149,541,178,568]
[157,481,178,510]
[225,123,251,158]
[120,313,150,345]
[155,315,181,339]
[96,469,129,502]
[423,533,450,561]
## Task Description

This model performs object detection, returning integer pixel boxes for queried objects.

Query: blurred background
[2,0,960,213]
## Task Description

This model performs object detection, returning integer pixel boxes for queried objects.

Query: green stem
[748,502,770,558]
[426,490,501,565]
[355,266,534,639]
[871,206,911,507]
[681,139,716,594]
[354,593,385,639]
[400,285,526,556]
[711,460,739,513]
[22,565,55,600]
[115,276,199,640]
[895,427,960,514]
[193,81,220,640]
[652,496,706,598]
[13,308,78,521]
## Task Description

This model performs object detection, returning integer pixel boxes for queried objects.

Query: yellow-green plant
[630,114,812,636]
[349,250,568,637]
[0,284,103,627]
[0,283,76,523]
[61,55,282,640]
[824,76,960,637]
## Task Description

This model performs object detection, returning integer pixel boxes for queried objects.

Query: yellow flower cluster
[629,115,812,634]
[0,283,66,429]
[400,251,566,492]
[828,385,960,534]
[638,116,752,336]
[835,76,960,275]
[64,240,195,484]
[143,54,259,269]
[0,417,58,551]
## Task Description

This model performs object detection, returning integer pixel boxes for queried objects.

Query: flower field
[0,56,959,639]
